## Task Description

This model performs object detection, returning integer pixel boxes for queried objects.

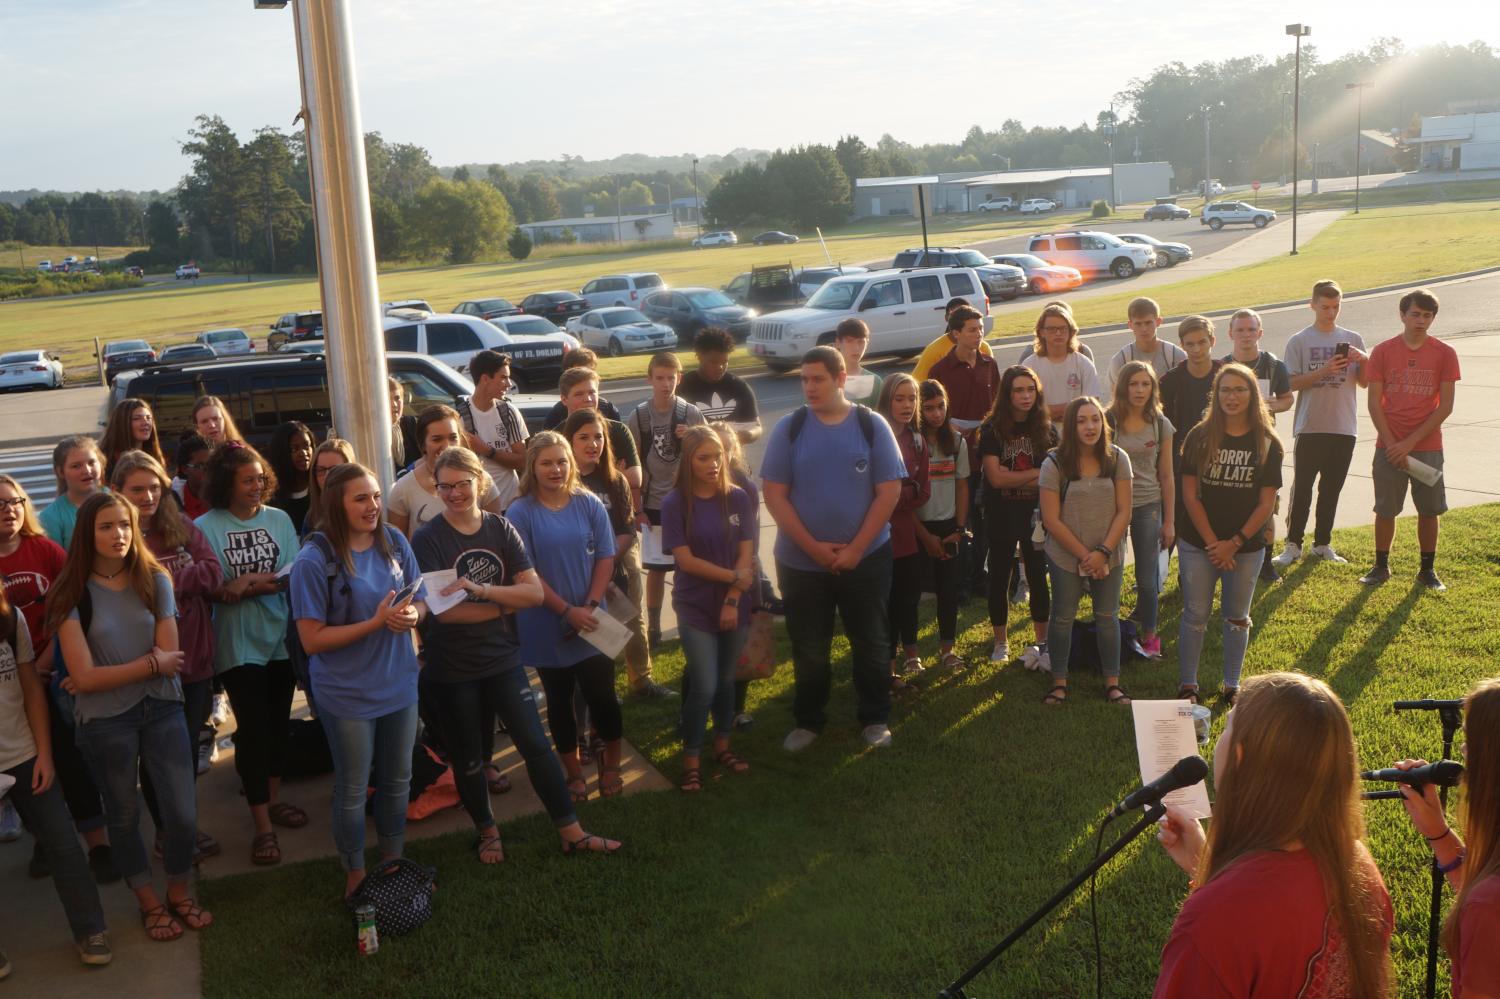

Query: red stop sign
[1251,181,1262,191]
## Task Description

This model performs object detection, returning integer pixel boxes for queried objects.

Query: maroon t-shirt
[1155,849,1392,998]
[0,535,67,647]
[1453,874,1500,999]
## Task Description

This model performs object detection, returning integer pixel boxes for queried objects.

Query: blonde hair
[0,474,46,539]
[1032,303,1080,358]
[51,436,104,494]
[876,372,921,437]
[110,450,190,550]
[432,445,486,507]
[519,431,580,498]
[672,425,730,524]
[191,395,244,444]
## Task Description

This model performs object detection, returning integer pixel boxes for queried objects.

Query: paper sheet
[640,525,674,569]
[1404,456,1443,487]
[1130,700,1212,819]
[950,416,984,433]
[420,570,467,616]
[580,607,631,659]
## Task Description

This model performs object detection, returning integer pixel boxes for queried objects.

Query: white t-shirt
[469,397,528,511]
[1023,352,1103,406]
[0,611,37,772]
[387,466,503,538]
[1107,339,1187,389]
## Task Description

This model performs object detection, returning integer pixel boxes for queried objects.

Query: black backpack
[786,403,878,447]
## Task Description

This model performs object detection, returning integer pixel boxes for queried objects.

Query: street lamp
[1102,104,1117,209]
[691,157,702,238]
[1287,22,1311,255]
[1347,81,1372,213]
[1197,101,1223,204]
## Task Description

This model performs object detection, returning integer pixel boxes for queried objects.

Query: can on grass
[355,904,379,955]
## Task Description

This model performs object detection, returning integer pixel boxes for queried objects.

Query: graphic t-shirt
[579,467,635,539]
[0,610,37,771]
[1154,849,1392,999]
[1038,448,1132,572]
[977,424,1057,504]
[386,467,503,538]
[630,398,706,510]
[195,505,299,673]
[70,573,181,724]
[1022,352,1102,407]
[1108,339,1187,387]
[1284,325,1367,437]
[760,406,906,573]
[917,438,970,522]
[1222,350,1292,422]
[506,492,615,668]
[412,513,532,683]
[0,535,67,645]
[661,485,757,633]
[679,370,759,428]
[1366,335,1461,451]
[1177,427,1284,552]
[1111,414,1175,508]
[467,397,529,510]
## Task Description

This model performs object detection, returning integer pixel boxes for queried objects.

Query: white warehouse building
[1412,112,1500,172]
[852,162,1174,219]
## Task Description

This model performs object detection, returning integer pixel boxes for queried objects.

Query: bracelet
[1092,544,1112,558]
[561,604,573,617]
[1231,531,1247,548]
[147,654,159,678]
[1424,827,1452,843]
[1437,851,1466,874]
[724,596,740,607]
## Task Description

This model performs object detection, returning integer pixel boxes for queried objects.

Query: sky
[1,0,1495,192]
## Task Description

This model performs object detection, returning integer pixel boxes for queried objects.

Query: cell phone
[1334,342,1350,358]
[943,539,959,559]
[392,579,421,606]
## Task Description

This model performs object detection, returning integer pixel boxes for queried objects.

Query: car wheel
[1000,292,1020,301]
[1253,216,1269,228]
[607,338,625,358]
[1028,278,1046,295]
[1143,212,1153,220]
[1111,258,1137,279]
[1209,218,1224,230]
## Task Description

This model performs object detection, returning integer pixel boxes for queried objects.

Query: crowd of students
[0,281,1487,995]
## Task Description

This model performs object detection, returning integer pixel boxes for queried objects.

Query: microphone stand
[1422,705,1463,999]
[938,802,1167,999]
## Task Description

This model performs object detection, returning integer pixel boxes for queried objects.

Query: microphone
[1394,699,1465,712]
[1109,756,1209,818]
[1360,760,1464,788]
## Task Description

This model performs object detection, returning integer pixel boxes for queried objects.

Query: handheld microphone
[1394,699,1465,712]
[1360,760,1464,788]
[1108,756,1209,818]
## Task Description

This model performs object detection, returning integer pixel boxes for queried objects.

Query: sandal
[901,656,924,677]
[250,831,281,866]
[140,904,183,942]
[1041,685,1068,705]
[485,766,512,795]
[714,749,750,774]
[561,832,622,856]
[1104,685,1132,705]
[475,830,505,865]
[1177,686,1202,706]
[576,737,592,766]
[566,776,589,804]
[267,802,308,829]
[195,830,221,861]
[941,651,966,670]
[678,767,703,793]
[168,896,213,931]
[598,767,624,798]
[1220,686,1238,707]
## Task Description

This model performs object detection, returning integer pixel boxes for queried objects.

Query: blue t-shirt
[195,506,300,673]
[759,406,906,572]
[39,495,84,551]
[506,491,615,668]
[289,530,425,720]
[662,485,757,633]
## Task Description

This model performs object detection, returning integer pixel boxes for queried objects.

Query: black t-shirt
[678,370,759,425]
[410,512,532,682]
[270,492,310,539]
[542,397,622,431]
[977,423,1058,504]
[1177,427,1284,551]
[579,467,634,538]
[1160,361,1223,458]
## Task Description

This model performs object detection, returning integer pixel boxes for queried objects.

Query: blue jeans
[4,755,106,940]
[1128,503,1163,635]
[1177,539,1261,690]
[678,623,750,754]
[1045,557,1123,680]
[78,696,197,890]
[320,702,419,872]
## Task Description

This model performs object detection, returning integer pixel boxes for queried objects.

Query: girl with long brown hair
[1394,677,1500,997]
[305,437,357,535]
[1175,363,1283,706]
[39,436,106,551]
[876,373,931,683]
[48,493,212,943]
[1155,672,1392,997]
[100,399,168,479]
[189,396,243,446]
[387,404,502,538]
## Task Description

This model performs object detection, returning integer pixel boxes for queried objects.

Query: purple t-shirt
[661,485,756,633]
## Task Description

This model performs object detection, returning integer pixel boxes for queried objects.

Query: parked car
[794,265,868,298]
[268,310,323,352]
[1019,198,1056,214]
[488,313,578,346]
[0,349,65,392]
[747,267,992,373]
[976,196,1016,212]
[1116,232,1193,267]
[1027,230,1155,279]
[751,231,799,245]
[125,265,145,278]
[1200,201,1276,230]
[383,299,433,316]
[692,231,738,247]
[36,260,53,273]
[578,273,665,310]
[279,340,326,355]
[566,308,678,357]
[1143,202,1191,221]
[175,263,200,280]
[891,247,1024,301]
[63,256,78,267]
[452,298,523,321]
[641,288,755,341]
[158,343,218,364]
[195,328,255,356]
[519,291,590,324]
[991,253,1085,295]
[1201,180,1226,197]
[101,339,157,385]
[384,313,575,390]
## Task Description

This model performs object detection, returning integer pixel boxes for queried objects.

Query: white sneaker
[1271,542,1302,569]
[209,693,230,727]
[990,641,1010,663]
[196,737,217,776]
[782,728,819,752]
[1311,544,1348,564]
[862,724,893,748]
[1036,648,1051,674]
[1020,644,1048,672]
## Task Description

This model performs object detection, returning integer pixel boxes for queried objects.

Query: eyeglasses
[435,478,474,494]
[0,497,27,510]
[1040,325,1072,334]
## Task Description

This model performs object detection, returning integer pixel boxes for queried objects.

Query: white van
[579,272,665,309]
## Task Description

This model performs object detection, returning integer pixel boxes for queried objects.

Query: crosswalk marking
[0,447,61,506]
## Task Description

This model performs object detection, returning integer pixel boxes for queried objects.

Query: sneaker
[1010,577,1029,606]
[941,651,967,670]
[28,840,50,879]
[1258,558,1281,584]
[196,738,215,776]
[782,728,819,752]
[1359,564,1391,586]
[1417,569,1447,592]
[76,932,112,966]
[732,712,756,731]
[629,680,678,700]
[990,641,1010,663]
[1140,635,1163,659]
[899,656,923,678]
[1311,544,1348,564]
[0,799,20,842]
[209,692,230,727]
[88,844,120,885]
[862,724,893,748]
[1020,643,1048,673]
[1271,542,1302,570]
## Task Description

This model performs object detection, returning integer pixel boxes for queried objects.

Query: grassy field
[0,242,141,275]
[197,505,1500,998]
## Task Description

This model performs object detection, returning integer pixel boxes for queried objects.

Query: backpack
[786,403,878,447]
[632,397,691,499]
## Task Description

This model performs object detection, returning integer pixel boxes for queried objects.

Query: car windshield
[807,279,864,310]
[209,330,246,341]
[1,352,39,364]
[953,250,990,268]
[1005,254,1049,268]
[107,341,150,354]
[1126,234,1161,246]
[476,300,510,311]
[546,293,580,303]
[685,290,734,309]
[605,310,650,327]
[503,317,559,335]
[296,313,321,325]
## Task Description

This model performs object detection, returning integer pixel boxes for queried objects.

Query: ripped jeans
[1177,539,1261,690]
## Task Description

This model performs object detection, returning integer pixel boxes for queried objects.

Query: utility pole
[1203,107,1212,204]
[691,157,702,237]
[1287,23,1311,255]
[1104,103,1117,209]
[1347,81,1372,213]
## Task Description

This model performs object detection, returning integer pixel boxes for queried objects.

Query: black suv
[890,247,1025,301]
[267,311,324,352]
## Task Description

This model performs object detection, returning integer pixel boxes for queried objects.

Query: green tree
[764,145,850,229]
[145,201,181,259]
[369,194,408,261]
[485,165,525,221]
[834,135,879,197]
[178,114,249,266]
[242,127,309,271]
[452,165,471,182]
[0,202,14,242]
[409,178,513,264]
[517,174,560,221]
[507,228,532,260]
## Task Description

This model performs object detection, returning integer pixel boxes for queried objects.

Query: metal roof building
[852,163,1175,218]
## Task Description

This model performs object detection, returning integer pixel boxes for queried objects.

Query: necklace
[93,565,125,580]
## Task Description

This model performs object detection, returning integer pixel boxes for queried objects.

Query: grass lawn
[0,242,141,275]
[198,504,1500,998]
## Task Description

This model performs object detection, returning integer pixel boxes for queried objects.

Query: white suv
[747,267,993,373]
[1027,230,1155,280]
[692,231,738,247]
[1200,201,1276,230]
[381,313,576,390]
[1019,198,1056,214]
[579,272,665,309]
[977,196,1015,212]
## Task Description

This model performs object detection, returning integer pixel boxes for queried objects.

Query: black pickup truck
[722,263,871,313]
